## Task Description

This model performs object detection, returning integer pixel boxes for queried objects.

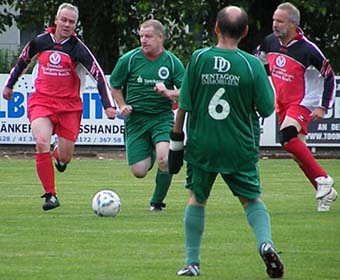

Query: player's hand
[119,105,133,118]
[168,131,184,174]
[154,82,168,97]
[2,87,13,100]
[105,107,117,119]
[310,107,326,122]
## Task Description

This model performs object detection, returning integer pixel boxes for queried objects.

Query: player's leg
[148,113,174,211]
[280,115,327,187]
[125,114,152,178]
[243,198,284,278]
[54,137,75,166]
[279,115,336,211]
[127,134,152,178]
[127,129,168,209]
[149,141,173,211]
[52,111,81,172]
[177,164,215,277]
[31,117,60,210]
[223,168,284,278]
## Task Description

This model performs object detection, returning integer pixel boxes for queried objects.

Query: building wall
[0,4,21,51]
[0,24,20,52]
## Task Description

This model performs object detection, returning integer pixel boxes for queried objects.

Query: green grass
[0,158,339,280]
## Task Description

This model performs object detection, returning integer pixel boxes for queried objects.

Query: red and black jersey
[255,28,335,111]
[6,27,114,109]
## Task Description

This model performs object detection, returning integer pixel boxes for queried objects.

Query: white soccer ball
[92,189,121,217]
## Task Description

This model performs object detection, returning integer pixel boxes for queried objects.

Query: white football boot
[315,176,337,212]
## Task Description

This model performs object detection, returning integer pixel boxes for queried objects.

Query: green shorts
[125,111,174,165]
[185,163,262,203]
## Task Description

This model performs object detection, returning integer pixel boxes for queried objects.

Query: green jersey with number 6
[179,47,274,173]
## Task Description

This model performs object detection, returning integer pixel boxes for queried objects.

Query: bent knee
[157,156,168,172]
[279,126,298,146]
[130,166,148,178]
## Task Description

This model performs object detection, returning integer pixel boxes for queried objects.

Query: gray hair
[140,19,165,37]
[57,3,79,21]
[277,2,300,25]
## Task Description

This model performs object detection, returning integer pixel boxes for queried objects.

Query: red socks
[36,152,56,195]
[283,137,326,189]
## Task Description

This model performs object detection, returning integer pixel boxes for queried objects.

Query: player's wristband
[169,131,184,151]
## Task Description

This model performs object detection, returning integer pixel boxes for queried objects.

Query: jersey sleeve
[5,39,38,89]
[253,35,272,75]
[171,55,185,89]
[309,47,335,109]
[77,39,115,109]
[109,55,130,90]
[178,53,197,112]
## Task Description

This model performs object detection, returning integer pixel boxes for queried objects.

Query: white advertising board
[1,74,339,146]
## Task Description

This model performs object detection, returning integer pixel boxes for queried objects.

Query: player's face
[139,26,163,56]
[54,8,77,41]
[272,9,294,40]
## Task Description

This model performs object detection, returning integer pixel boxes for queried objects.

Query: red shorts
[277,103,311,135]
[28,94,82,142]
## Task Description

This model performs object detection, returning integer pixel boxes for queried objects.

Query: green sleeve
[179,54,197,112]
[109,55,130,89]
[172,55,185,88]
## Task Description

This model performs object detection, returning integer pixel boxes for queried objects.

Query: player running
[255,2,337,212]
[2,3,117,211]
[109,19,185,212]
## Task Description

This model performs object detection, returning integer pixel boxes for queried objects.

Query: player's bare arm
[110,87,133,117]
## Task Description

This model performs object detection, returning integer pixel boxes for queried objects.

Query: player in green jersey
[109,19,185,212]
[168,6,284,278]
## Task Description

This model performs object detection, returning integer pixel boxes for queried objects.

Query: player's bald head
[216,5,248,39]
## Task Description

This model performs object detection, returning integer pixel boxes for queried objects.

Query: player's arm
[314,55,335,110]
[77,39,117,119]
[309,50,335,121]
[154,82,179,101]
[253,37,271,75]
[110,87,132,118]
[2,41,35,100]
[109,56,133,117]
[173,108,186,133]
[168,108,186,174]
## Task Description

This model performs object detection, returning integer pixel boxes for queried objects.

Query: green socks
[245,201,273,250]
[184,205,205,264]
[150,169,172,204]
[182,201,272,265]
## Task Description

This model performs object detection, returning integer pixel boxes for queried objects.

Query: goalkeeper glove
[168,131,185,174]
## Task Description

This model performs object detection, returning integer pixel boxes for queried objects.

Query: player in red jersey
[255,2,337,211]
[2,3,117,211]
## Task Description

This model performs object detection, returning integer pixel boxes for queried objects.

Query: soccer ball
[92,189,121,217]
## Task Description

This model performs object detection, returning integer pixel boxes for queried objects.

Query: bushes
[0,48,18,72]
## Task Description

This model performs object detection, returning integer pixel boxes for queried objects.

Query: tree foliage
[0,0,339,73]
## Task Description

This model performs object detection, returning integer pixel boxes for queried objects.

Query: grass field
[0,157,339,280]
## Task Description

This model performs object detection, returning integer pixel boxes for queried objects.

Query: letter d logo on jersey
[214,56,231,73]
